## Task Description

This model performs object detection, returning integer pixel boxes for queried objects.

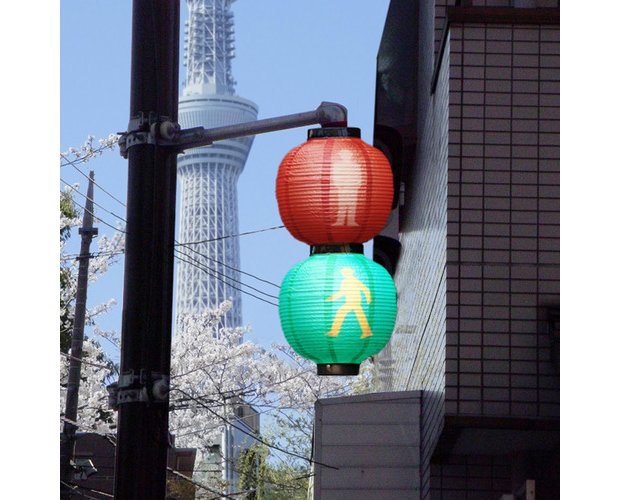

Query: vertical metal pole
[114,1,180,499]
[60,172,98,499]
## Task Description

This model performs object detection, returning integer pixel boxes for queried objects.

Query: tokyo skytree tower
[175,0,258,330]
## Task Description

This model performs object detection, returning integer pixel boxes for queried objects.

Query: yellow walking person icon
[325,268,373,338]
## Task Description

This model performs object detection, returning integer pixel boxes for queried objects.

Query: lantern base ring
[310,243,364,255]
[317,363,360,376]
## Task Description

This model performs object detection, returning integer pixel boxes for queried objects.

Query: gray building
[314,1,560,498]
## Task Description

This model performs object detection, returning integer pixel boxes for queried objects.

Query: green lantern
[279,252,397,375]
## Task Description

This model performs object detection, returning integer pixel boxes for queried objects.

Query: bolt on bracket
[110,369,170,406]
[118,111,180,158]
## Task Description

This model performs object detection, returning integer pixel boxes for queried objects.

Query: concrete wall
[313,392,422,499]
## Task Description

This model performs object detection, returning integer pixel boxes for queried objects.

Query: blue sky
[59,0,391,362]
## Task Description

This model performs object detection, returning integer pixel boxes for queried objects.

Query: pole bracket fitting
[118,111,180,158]
[117,102,349,157]
[111,369,170,407]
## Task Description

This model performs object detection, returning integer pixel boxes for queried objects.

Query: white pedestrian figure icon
[330,149,362,227]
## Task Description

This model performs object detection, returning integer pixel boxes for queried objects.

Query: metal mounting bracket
[118,111,181,158]
[112,369,170,406]
[118,101,348,157]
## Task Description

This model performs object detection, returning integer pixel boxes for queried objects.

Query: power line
[61,480,114,499]
[174,251,279,307]
[61,172,281,289]
[166,467,241,499]
[173,387,337,470]
[60,140,118,168]
[61,151,127,208]
[178,224,285,246]
[58,417,239,499]
[60,351,116,371]
[61,226,285,262]
[61,243,279,308]
[175,246,279,301]
[60,249,125,262]
[59,427,308,496]
[177,242,281,289]
[60,157,283,308]
[61,177,127,225]
[62,191,127,235]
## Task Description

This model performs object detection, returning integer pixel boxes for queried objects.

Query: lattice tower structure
[176,0,258,331]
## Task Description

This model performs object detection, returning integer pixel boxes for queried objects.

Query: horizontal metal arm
[174,101,348,150]
[119,102,347,157]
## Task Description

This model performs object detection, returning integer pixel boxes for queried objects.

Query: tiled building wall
[445,22,560,419]
[434,1,561,65]
[430,454,513,499]
[453,1,559,8]
[376,3,559,498]
[434,0,454,60]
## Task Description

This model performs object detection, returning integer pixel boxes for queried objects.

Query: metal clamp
[110,370,170,407]
[118,112,181,158]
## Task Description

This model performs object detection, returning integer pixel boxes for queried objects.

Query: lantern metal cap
[308,127,361,140]
[310,243,364,255]
[317,363,360,376]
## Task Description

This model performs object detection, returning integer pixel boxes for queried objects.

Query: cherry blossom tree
[60,339,117,433]
[168,301,372,496]
[59,298,371,494]
[60,134,125,354]
[169,301,361,450]
[59,135,378,496]
[60,135,125,434]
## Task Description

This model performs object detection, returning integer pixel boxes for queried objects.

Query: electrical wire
[60,191,281,293]
[175,246,279,300]
[59,416,239,499]
[60,152,127,208]
[60,351,115,371]
[167,467,240,499]
[177,241,281,289]
[178,225,285,246]
[60,385,320,492]
[71,445,311,494]
[173,387,338,470]
[61,169,282,291]
[174,251,278,307]
[60,249,125,262]
[61,242,279,307]
[60,135,285,302]
[61,177,127,225]
[62,192,127,234]
[60,141,118,168]
[61,480,114,499]
[61,226,284,289]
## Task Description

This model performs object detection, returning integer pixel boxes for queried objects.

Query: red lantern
[276,128,393,245]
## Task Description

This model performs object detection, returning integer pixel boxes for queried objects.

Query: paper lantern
[276,128,393,245]
[279,252,397,375]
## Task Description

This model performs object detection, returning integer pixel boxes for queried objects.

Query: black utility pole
[114,1,180,498]
[111,5,349,497]
[60,172,98,499]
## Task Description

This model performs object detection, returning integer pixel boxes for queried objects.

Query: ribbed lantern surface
[276,132,393,245]
[279,252,397,373]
